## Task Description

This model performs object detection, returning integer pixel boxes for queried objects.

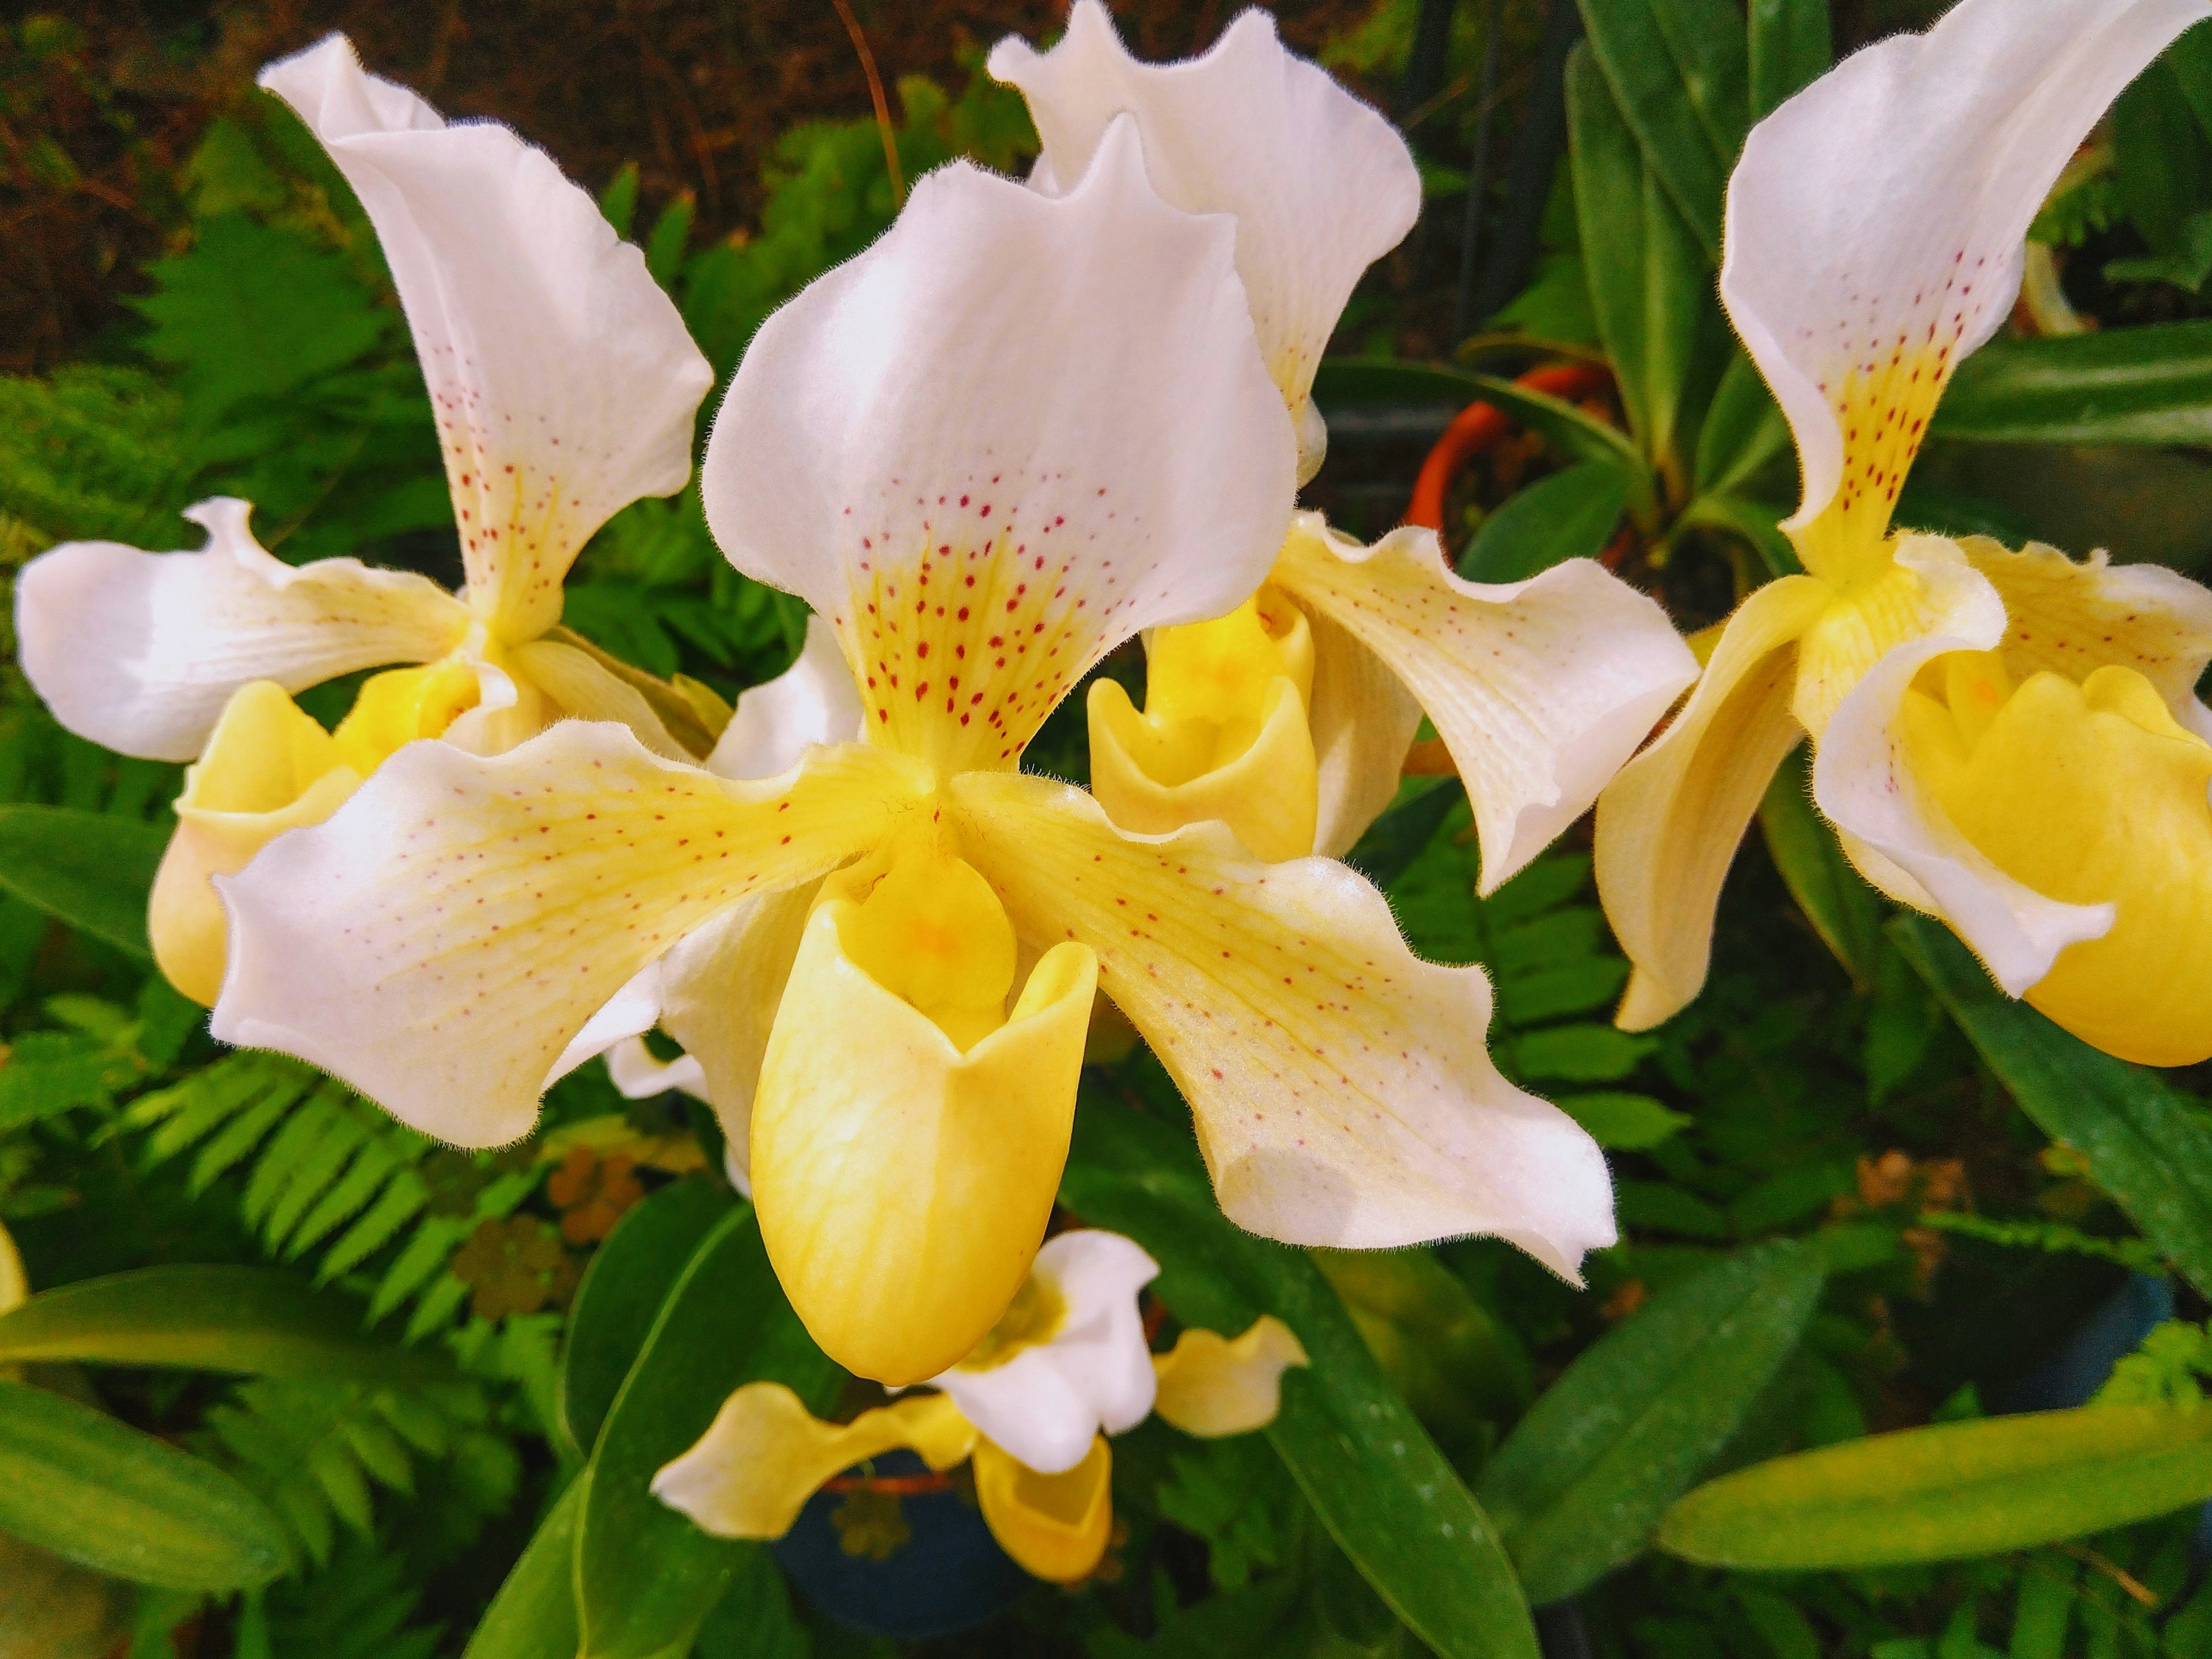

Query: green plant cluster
[9,5,2212,1658]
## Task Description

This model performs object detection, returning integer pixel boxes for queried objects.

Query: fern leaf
[283,1135,406,1259]
[317,1169,430,1282]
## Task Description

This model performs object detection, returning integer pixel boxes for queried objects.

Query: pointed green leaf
[1476,1239,1825,1603]
[1692,351,1793,499]
[1461,460,1638,583]
[1063,1097,1539,1659]
[1658,1404,2212,1569]
[575,1205,838,1659]
[1932,320,2212,446]
[461,1477,584,1659]
[1891,913,2212,1300]
[1747,0,1830,120]
[0,1381,289,1590]
[1312,358,1650,482]
[559,1175,736,1460]
[0,806,166,959]
[0,1266,448,1382]
[1575,0,1751,263]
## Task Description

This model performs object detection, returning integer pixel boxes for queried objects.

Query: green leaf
[1461,461,1637,583]
[1677,489,1802,578]
[1342,778,1463,892]
[1891,914,2212,1300]
[1475,1239,1826,1603]
[1747,0,1830,120]
[558,1176,736,1460]
[1657,1404,2212,1569]
[0,806,166,958]
[1512,1022,1655,1082]
[1556,1090,1692,1150]
[0,1266,449,1383]
[1756,745,1882,990]
[1931,321,2212,446]
[0,1381,289,1590]
[1693,351,1793,499]
[692,1546,811,1659]
[1575,0,1751,264]
[1062,1097,1540,1659]
[575,1205,839,1659]
[1567,44,1714,479]
[1312,358,1650,482]
[460,1477,584,1659]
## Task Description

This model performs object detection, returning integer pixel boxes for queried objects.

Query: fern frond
[257,1542,442,1659]
[123,1051,543,1335]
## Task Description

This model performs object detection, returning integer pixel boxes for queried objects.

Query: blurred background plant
[10,1,2212,1656]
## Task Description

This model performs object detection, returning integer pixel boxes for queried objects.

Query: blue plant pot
[771,1450,1032,1640]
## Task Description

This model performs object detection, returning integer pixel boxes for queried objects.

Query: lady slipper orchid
[13,34,714,999]
[211,117,1617,1388]
[1594,0,2212,1063]
[994,4,1699,881]
[652,1230,1307,1584]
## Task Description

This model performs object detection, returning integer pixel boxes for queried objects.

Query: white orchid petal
[1275,515,1699,891]
[706,616,865,779]
[14,499,468,761]
[990,0,1419,429]
[928,1230,1159,1474]
[1722,0,2210,545]
[210,724,924,1146]
[259,35,714,641]
[604,1036,709,1103]
[702,115,1293,773]
[1812,539,2113,994]
[953,773,1615,1274]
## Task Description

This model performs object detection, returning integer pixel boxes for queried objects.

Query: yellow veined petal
[750,837,1099,1384]
[1272,514,1697,892]
[950,772,1613,1273]
[15,498,470,763]
[211,725,929,1147]
[507,638,691,762]
[1904,658,2212,1065]
[150,681,362,1006]
[652,1383,976,1541]
[1961,537,2212,718]
[1152,1315,1309,1437]
[972,1434,1114,1583]
[1790,536,1987,740]
[1305,597,1425,857]
[1594,576,1831,1031]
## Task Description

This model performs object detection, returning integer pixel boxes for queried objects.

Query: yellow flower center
[836,835,1019,1051]
[955,1269,1068,1371]
[1086,590,1321,861]
[1901,650,2212,1065]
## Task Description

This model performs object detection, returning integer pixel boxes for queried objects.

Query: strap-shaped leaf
[460,1475,585,1659]
[1574,0,1751,263]
[1658,1404,2212,1569]
[1567,44,1718,486]
[0,805,166,959]
[1461,460,1639,584]
[559,1176,736,1459]
[1747,0,1831,120]
[1933,321,2212,446]
[1892,914,2212,1299]
[1475,1238,1825,1603]
[1062,1095,1540,1659]
[575,1205,839,1659]
[1312,358,1650,481]
[0,1380,289,1590]
[0,1265,450,1382]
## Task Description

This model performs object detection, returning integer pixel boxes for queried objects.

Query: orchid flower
[12,34,714,1002]
[1594,0,2212,1063]
[652,1230,1306,1584]
[992,3,1698,881]
[210,116,1618,1386]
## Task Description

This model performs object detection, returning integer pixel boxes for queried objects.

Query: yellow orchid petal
[1305,596,1426,857]
[14,498,471,763]
[952,772,1613,1273]
[211,724,928,1146]
[329,658,483,775]
[1961,538,2212,712]
[1272,513,1696,892]
[1152,1315,1308,1437]
[1906,658,2212,1065]
[652,1383,976,1541]
[150,681,362,1006]
[507,638,692,762]
[972,1434,1113,1584]
[1089,592,1320,860]
[1595,576,1831,1031]
[751,838,1099,1384]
